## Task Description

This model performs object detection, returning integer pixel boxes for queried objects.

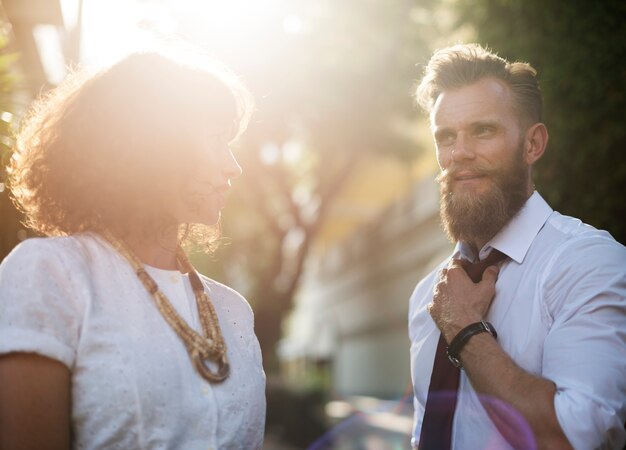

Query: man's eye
[436,134,455,146]
[476,126,495,136]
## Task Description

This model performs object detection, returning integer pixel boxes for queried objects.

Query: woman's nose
[223,148,243,178]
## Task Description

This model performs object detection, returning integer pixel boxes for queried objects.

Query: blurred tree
[0,26,22,262]
[455,0,626,244]
[183,0,445,368]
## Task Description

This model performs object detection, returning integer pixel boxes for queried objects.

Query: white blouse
[0,233,266,450]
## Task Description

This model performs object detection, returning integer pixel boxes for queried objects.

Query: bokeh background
[1,1,624,448]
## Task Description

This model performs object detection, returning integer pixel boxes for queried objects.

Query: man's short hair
[415,43,542,127]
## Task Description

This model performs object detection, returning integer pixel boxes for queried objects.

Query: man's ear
[523,122,548,165]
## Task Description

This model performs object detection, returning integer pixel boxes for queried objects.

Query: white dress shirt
[0,233,266,450]
[409,192,626,450]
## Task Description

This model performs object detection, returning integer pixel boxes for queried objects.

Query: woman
[0,50,265,449]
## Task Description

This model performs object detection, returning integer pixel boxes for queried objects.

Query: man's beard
[436,143,530,246]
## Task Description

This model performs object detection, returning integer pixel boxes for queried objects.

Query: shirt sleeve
[0,238,87,369]
[541,235,626,450]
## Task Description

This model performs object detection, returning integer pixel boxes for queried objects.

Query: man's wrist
[446,320,497,368]
[442,315,484,344]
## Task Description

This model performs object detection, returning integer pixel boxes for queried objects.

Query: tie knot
[460,249,507,283]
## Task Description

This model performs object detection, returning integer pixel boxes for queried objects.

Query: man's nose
[452,133,475,162]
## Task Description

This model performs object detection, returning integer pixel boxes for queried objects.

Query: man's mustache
[436,165,495,185]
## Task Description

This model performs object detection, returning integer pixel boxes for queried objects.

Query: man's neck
[460,240,484,260]
[472,236,492,256]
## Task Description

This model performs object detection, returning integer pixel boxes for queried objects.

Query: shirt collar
[453,191,553,264]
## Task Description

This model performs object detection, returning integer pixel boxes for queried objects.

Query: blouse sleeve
[0,237,88,369]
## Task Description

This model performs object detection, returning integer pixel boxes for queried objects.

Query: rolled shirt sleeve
[542,235,626,449]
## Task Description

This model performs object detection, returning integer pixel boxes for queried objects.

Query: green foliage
[456,0,626,244]
[0,27,23,262]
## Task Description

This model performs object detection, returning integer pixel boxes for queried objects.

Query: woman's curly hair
[8,49,253,250]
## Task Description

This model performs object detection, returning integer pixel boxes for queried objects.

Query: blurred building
[277,175,451,447]
[280,176,451,399]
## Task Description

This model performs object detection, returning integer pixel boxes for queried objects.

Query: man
[409,43,626,450]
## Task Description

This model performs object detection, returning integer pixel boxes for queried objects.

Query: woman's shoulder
[2,235,69,267]
[198,274,254,316]
[0,233,109,279]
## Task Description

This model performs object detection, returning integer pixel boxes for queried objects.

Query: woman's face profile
[175,130,242,226]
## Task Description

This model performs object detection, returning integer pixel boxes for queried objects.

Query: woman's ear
[523,122,549,166]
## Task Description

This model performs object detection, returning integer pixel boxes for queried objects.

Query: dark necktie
[418,249,507,450]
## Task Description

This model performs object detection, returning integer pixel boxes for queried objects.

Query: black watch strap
[446,320,497,368]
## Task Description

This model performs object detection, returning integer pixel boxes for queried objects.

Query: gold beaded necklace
[102,230,230,382]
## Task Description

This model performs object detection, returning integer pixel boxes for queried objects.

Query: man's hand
[428,258,500,343]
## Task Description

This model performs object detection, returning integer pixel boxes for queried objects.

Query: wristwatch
[446,320,497,368]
